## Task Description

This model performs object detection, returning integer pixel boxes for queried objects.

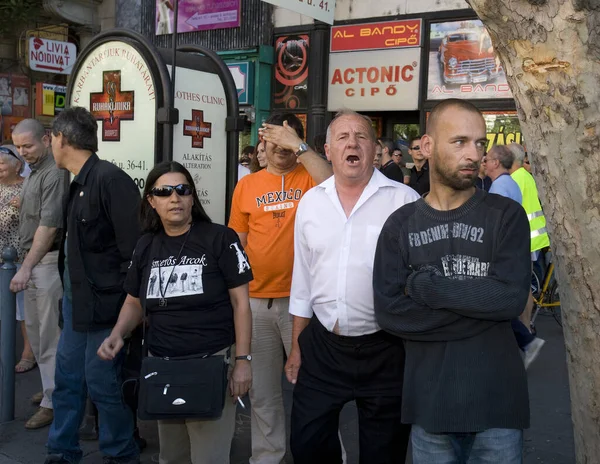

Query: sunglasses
[0,146,19,159]
[150,184,193,197]
[409,145,420,151]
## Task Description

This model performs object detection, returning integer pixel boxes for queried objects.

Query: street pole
[0,246,17,422]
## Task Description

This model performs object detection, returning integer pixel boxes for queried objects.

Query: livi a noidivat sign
[29,37,77,74]
[262,0,335,25]
[69,41,157,191]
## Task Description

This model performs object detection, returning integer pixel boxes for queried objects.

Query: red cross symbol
[90,70,135,142]
[183,109,212,149]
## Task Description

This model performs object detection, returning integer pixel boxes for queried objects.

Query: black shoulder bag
[137,227,231,420]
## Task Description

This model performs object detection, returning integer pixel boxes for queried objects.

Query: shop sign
[28,37,76,74]
[327,48,420,112]
[156,0,241,35]
[0,74,31,118]
[69,41,157,191]
[331,19,421,52]
[227,62,254,105]
[274,35,309,110]
[483,111,523,151]
[170,65,228,224]
[35,83,66,116]
[262,0,335,25]
[427,19,512,101]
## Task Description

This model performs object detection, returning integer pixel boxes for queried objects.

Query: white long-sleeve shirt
[290,169,420,336]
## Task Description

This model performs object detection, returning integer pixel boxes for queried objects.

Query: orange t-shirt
[228,165,316,298]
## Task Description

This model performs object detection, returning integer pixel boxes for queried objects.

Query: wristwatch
[295,142,309,157]
[236,354,252,361]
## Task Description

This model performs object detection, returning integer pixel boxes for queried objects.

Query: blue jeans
[47,293,139,463]
[511,318,535,351]
[411,425,523,464]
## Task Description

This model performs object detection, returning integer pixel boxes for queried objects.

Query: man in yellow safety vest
[509,143,550,366]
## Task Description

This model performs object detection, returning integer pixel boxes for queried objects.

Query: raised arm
[260,121,332,184]
[407,204,530,321]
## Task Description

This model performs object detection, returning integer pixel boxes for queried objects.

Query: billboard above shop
[263,0,336,25]
[156,0,241,35]
[427,19,513,100]
[273,35,309,110]
[331,19,421,52]
[327,48,420,112]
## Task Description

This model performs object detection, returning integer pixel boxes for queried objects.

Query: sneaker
[44,454,70,464]
[31,391,44,405]
[524,337,546,370]
[25,406,53,429]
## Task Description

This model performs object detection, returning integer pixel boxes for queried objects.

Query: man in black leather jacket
[45,107,141,464]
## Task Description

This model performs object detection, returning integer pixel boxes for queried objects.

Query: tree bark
[465,1,600,461]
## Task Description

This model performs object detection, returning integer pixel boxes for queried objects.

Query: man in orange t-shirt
[229,113,332,464]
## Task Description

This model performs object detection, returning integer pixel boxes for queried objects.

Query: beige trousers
[23,250,62,409]
[157,346,237,464]
[248,297,293,464]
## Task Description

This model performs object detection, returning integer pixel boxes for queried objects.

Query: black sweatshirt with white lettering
[373,188,531,433]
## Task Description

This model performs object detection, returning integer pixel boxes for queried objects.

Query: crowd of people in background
[0,97,552,464]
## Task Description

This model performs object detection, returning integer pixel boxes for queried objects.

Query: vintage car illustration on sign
[437,29,501,85]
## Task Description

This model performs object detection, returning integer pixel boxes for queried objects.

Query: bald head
[326,110,377,144]
[426,99,483,138]
[12,119,50,165]
[12,119,46,141]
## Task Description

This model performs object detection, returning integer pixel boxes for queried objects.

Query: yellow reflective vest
[511,167,550,252]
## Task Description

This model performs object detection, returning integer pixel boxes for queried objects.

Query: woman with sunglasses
[0,145,36,374]
[98,161,253,463]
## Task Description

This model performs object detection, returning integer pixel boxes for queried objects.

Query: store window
[483,111,524,151]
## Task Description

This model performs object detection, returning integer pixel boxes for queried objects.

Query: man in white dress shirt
[286,110,419,464]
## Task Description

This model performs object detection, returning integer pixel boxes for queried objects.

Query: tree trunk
[465,1,600,461]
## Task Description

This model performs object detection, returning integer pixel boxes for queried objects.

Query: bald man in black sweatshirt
[374,99,530,464]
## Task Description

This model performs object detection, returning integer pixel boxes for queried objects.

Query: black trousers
[291,318,411,464]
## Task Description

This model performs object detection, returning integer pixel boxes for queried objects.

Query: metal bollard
[0,246,17,422]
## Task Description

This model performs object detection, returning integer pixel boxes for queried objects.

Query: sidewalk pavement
[0,315,574,463]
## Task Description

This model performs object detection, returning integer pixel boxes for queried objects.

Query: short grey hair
[489,144,514,170]
[325,110,377,144]
[12,119,46,141]
[508,143,526,166]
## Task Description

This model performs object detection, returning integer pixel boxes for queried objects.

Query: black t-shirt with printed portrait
[124,222,253,358]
